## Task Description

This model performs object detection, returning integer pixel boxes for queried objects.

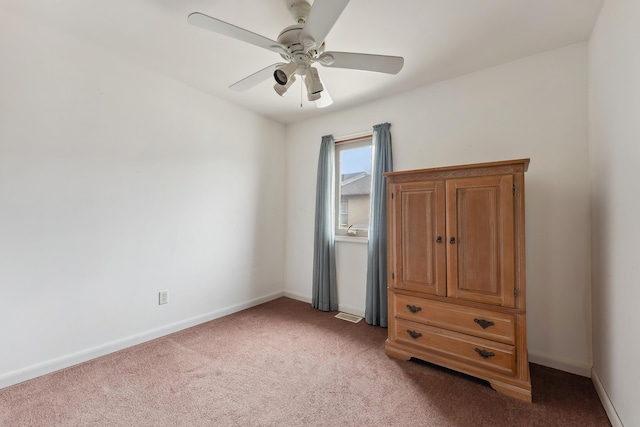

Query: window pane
[338,144,372,233]
[339,202,348,227]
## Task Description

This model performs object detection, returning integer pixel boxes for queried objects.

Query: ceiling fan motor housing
[276,25,322,62]
[275,24,324,85]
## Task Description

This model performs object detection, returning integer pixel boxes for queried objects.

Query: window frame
[334,135,373,239]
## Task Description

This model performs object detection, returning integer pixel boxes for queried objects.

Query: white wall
[0,10,286,387]
[589,0,640,425]
[284,43,592,375]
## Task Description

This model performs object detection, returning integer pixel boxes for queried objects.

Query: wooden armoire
[384,159,531,402]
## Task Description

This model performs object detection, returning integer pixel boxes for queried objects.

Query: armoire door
[445,174,515,307]
[390,180,446,296]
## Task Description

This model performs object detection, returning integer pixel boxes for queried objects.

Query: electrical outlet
[158,290,169,305]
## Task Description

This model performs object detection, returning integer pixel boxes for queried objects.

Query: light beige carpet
[0,297,610,426]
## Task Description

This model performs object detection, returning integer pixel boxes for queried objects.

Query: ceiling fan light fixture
[314,75,333,108]
[304,67,323,99]
[274,61,298,85]
[307,91,322,102]
[314,92,332,108]
[273,74,297,96]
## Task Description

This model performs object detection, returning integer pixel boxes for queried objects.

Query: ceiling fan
[187,0,404,108]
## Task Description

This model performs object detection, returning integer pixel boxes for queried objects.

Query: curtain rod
[334,131,373,145]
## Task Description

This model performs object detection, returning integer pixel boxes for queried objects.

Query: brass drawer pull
[474,318,495,329]
[474,348,495,359]
[406,330,422,339]
[406,304,422,313]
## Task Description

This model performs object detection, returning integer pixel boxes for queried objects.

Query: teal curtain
[365,123,393,326]
[312,135,338,311]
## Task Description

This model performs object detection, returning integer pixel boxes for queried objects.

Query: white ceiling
[2,0,604,124]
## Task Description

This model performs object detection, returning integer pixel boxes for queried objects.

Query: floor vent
[335,312,363,323]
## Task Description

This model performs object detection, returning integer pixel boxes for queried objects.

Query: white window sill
[335,235,369,244]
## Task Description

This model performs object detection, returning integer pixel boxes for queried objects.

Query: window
[335,136,373,238]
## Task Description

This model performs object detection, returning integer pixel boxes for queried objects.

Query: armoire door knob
[450,237,456,244]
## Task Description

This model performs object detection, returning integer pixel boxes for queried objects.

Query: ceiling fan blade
[188,12,287,55]
[317,51,404,74]
[300,0,350,48]
[229,63,286,92]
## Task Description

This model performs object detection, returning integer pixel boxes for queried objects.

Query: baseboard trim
[0,291,284,390]
[591,367,624,427]
[283,290,311,304]
[527,351,592,377]
[282,292,365,318]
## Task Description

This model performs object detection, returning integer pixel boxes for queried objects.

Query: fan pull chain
[300,78,303,108]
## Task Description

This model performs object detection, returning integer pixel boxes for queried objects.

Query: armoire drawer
[393,293,516,344]
[393,319,516,376]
